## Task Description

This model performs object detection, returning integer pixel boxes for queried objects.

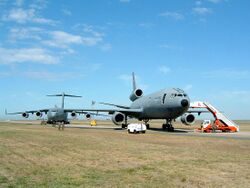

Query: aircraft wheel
[162,124,167,130]
[168,126,174,132]
[146,124,150,129]
[122,124,127,129]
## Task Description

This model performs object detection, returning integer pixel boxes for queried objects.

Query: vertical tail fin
[47,92,82,109]
[129,72,143,101]
[132,72,136,91]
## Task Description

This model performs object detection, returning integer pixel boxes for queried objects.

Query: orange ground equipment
[190,102,239,133]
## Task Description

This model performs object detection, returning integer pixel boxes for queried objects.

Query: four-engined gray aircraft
[77,73,196,131]
[5,93,92,125]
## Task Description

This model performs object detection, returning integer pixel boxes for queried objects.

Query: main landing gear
[143,119,150,129]
[162,119,174,132]
[122,115,128,129]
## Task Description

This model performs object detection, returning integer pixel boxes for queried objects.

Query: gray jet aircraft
[5,93,92,129]
[77,73,196,131]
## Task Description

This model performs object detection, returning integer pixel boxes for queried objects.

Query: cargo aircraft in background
[76,73,199,131]
[5,93,93,129]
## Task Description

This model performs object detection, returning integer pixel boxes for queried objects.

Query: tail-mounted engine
[129,72,143,101]
[112,112,125,125]
[181,113,195,125]
[129,88,143,102]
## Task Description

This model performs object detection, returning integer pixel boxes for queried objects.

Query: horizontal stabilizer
[47,93,82,98]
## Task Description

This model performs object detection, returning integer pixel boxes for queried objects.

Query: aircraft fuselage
[130,88,190,120]
[47,108,69,124]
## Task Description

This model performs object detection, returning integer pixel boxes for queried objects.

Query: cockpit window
[171,93,187,97]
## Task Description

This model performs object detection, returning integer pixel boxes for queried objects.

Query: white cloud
[2,8,56,24]
[138,22,155,28]
[100,43,112,51]
[9,27,44,41]
[207,0,224,3]
[119,74,148,91]
[29,0,48,10]
[120,0,131,3]
[62,9,72,16]
[22,71,83,81]
[193,7,212,15]
[118,74,131,82]
[0,47,59,64]
[44,31,102,48]
[184,84,193,91]
[195,1,202,6]
[81,24,105,38]
[14,0,24,6]
[159,66,171,74]
[159,11,184,20]
[0,0,7,5]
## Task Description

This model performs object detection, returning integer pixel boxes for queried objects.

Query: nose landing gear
[162,119,174,132]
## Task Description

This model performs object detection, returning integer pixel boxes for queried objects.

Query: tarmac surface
[2,120,250,140]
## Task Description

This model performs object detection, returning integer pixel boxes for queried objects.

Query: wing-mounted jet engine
[181,113,195,125]
[22,112,29,118]
[85,113,91,120]
[35,111,43,117]
[129,72,143,102]
[112,112,125,125]
[71,111,77,119]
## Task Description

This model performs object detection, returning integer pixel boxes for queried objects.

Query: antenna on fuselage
[47,92,82,109]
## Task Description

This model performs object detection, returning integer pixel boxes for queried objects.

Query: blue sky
[0,0,249,120]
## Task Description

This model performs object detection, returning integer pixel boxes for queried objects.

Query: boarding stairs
[190,101,239,132]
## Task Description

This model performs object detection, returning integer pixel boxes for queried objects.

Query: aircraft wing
[187,110,210,116]
[5,109,50,115]
[64,108,143,116]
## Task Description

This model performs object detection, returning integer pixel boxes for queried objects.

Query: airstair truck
[190,101,239,133]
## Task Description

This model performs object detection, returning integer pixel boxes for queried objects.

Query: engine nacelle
[112,112,125,125]
[35,111,42,117]
[22,112,29,118]
[181,113,195,126]
[129,88,143,102]
[85,113,91,120]
[71,111,77,119]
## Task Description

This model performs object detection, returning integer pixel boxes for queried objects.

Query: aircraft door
[162,93,167,104]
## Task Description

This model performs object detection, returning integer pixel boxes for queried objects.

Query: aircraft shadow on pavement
[148,127,189,133]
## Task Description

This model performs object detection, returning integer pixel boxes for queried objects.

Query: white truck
[127,123,147,134]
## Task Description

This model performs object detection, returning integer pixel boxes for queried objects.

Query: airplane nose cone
[181,99,189,108]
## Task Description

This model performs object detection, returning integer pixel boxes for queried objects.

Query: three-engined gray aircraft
[77,73,196,131]
[5,93,92,126]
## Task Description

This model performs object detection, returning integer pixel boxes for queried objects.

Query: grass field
[0,121,250,187]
